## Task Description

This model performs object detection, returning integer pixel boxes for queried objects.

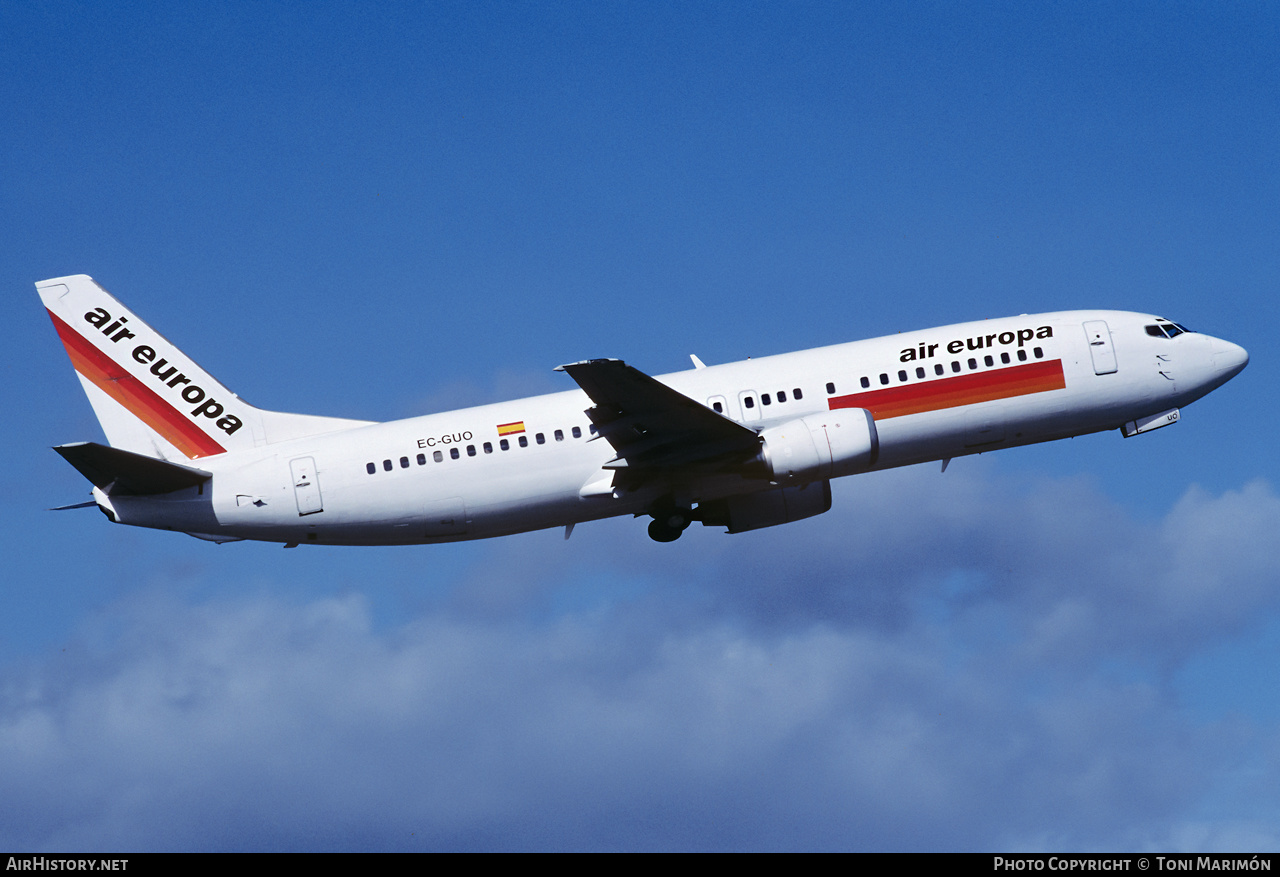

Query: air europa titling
[899,325,1053,363]
[81,307,244,435]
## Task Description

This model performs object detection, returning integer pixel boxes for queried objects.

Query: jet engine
[757,408,879,482]
[699,480,833,533]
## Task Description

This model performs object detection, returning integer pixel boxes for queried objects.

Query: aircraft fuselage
[81,307,1246,546]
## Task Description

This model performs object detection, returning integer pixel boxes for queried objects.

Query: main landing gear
[646,507,694,542]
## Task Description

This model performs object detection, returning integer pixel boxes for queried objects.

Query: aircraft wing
[556,359,760,472]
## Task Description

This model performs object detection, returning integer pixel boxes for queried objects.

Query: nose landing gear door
[290,456,323,516]
[1083,320,1118,375]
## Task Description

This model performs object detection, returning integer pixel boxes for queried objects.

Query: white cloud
[4,467,1280,850]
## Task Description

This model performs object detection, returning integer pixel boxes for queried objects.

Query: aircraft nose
[1210,337,1249,379]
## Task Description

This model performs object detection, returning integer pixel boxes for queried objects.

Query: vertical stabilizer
[38,275,371,460]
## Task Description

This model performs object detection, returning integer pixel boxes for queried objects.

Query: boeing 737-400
[39,275,1248,544]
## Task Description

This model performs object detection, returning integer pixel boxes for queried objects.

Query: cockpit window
[1146,320,1195,339]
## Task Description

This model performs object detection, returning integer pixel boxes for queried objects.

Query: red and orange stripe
[829,359,1065,420]
[47,310,226,458]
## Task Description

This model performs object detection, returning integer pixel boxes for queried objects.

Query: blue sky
[2,1,1278,851]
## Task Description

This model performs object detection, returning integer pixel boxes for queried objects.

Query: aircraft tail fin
[38,275,372,460]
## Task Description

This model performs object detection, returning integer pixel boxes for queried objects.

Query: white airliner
[39,275,1248,545]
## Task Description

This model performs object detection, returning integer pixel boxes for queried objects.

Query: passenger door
[289,456,323,516]
[1083,320,1118,375]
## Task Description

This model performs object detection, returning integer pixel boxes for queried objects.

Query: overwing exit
[38,275,1248,545]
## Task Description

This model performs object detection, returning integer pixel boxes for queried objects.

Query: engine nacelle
[701,480,833,533]
[758,408,879,483]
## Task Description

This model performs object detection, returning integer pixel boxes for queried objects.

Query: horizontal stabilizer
[54,442,211,495]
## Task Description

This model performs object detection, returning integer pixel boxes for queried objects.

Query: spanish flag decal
[496,421,526,436]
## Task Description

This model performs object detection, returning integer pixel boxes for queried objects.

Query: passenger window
[483,442,493,453]
[589,424,597,435]
[793,388,802,400]
[434,450,443,462]
[712,401,723,413]
[744,397,754,409]
[383,459,392,472]
[1001,352,1010,364]
[400,456,409,468]
[826,382,835,394]
[417,453,426,465]
[554,429,564,441]
[500,439,509,451]
[450,448,460,460]
[935,363,944,376]
[1017,349,1028,361]
[951,362,961,373]
[519,436,528,447]
[984,355,993,367]
[1033,347,1043,359]
[536,433,545,444]
[898,370,908,382]
[879,373,889,385]
[366,462,376,475]
[916,367,925,379]
[467,445,476,456]
[572,426,582,438]
[860,376,870,389]
[762,393,771,406]
[777,391,787,402]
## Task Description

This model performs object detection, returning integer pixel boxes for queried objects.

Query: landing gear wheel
[647,508,692,542]
[648,518,683,542]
